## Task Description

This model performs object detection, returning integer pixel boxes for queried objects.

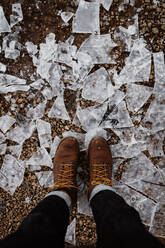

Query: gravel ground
[0,0,165,247]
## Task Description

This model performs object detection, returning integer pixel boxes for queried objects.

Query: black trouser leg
[90,190,164,248]
[0,195,70,248]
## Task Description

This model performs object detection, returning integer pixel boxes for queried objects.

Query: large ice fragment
[76,102,108,132]
[0,115,16,133]
[101,100,133,129]
[153,52,165,93]
[150,203,165,238]
[146,131,165,157]
[0,74,29,93]
[126,84,153,113]
[142,93,165,133]
[111,142,146,158]
[0,143,7,155]
[48,95,71,121]
[36,119,52,148]
[8,144,22,159]
[121,153,157,183]
[0,155,25,195]
[72,0,100,34]
[35,171,54,187]
[0,6,11,33]
[65,218,76,246]
[100,0,113,11]
[82,67,114,103]
[115,39,151,87]
[7,121,36,144]
[27,101,47,120]
[50,136,61,158]
[78,34,117,64]
[27,147,53,171]
[10,3,23,28]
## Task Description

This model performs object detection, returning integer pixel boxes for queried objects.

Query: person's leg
[90,185,164,248]
[0,137,80,248]
[0,191,71,248]
[88,137,165,248]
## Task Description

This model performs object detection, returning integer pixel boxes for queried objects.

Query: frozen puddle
[0,1,164,239]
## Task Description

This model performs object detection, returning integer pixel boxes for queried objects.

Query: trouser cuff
[45,191,72,211]
[89,184,117,204]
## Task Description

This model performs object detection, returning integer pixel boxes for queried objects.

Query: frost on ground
[0,0,165,242]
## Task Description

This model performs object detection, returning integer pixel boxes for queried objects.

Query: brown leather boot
[51,137,79,204]
[88,137,113,195]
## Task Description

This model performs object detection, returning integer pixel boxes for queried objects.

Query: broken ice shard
[0,143,7,155]
[8,144,22,159]
[27,101,47,120]
[150,203,165,238]
[0,154,25,195]
[78,34,117,64]
[111,142,146,158]
[10,3,23,28]
[25,41,38,56]
[0,115,16,133]
[35,171,54,187]
[50,136,61,158]
[0,6,11,33]
[126,84,153,113]
[100,0,113,11]
[36,119,52,148]
[48,95,71,121]
[27,147,53,171]
[82,67,114,103]
[142,93,165,133]
[120,153,157,184]
[0,62,6,73]
[76,102,108,132]
[61,12,74,23]
[0,132,5,144]
[112,127,135,145]
[115,39,151,87]
[7,121,36,144]
[146,131,165,157]
[72,0,100,34]
[101,100,133,129]
[0,74,29,93]
[65,218,76,246]
[153,52,165,93]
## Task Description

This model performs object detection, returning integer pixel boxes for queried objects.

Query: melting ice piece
[10,3,23,28]
[50,136,61,158]
[61,12,74,23]
[0,6,11,33]
[115,39,151,87]
[146,131,165,157]
[0,132,5,144]
[112,127,135,145]
[30,79,44,90]
[65,218,76,246]
[0,143,7,155]
[72,0,100,34]
[48,95,71,121]
[0,74,29,93]
[108,90,125,108]
[101,100,133,129]
[8,144,22,159]
[126,84,153,113]
[76,102,108,132]
[114,184,156,226]
[153,52,165,93]
[100,0,113,11]
[150,203,165,238]
[63,131,85,151]
[78,34,117,64]
[114,15,139,52]
[35,171,54,187]
[85,127,108,149]
[77,183,93,216]
[7,121,36,144]
[111,141,146,158]
[27,101,47,120]
[25,42,38,56]
[0,154,25,195]
[0,62,6,72]
[142,93,165,133]
[41,87,54,100]
[129,170,165,203]
[0,115,16,133]
[36,119,52,148]
[4,40,20,60]
[27,147,53,171]
[121,153,157,183]
[82,67,114,103]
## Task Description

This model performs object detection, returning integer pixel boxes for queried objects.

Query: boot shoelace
[91,164,112,186]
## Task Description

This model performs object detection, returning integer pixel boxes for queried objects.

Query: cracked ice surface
[82,67,114,103]
[153,52,165,94]
[37,119,52,148]
[0,155,25,195]
[10,3,23,28]
[35,171,54,187]
[0,6,11,33]
[0,115,16,133]
[0,74,29,93]
[150,203,165,238]
[72,0,100,34]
